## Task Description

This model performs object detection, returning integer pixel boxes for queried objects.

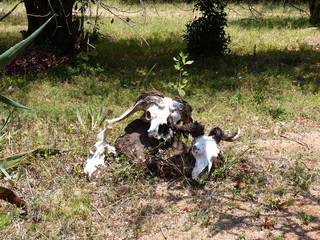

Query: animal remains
[84,91,240,181]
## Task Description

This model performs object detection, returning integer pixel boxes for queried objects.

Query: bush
[183,0,230,57]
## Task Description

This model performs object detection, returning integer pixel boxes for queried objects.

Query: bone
[106,91,193,141]
[106,91,165,124]
[84,128,116,179]
[191,127,240,180]
[191,135,220,180]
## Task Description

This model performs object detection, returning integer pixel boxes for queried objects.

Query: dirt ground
[125,119,320,240]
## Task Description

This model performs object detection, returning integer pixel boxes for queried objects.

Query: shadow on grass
[229,16,313,30]
[2,32,320,94]
[85,36,320,93]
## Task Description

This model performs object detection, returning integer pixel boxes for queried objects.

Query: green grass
[0,1,320,239]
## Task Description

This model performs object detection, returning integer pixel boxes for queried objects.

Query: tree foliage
[183,0,230,57]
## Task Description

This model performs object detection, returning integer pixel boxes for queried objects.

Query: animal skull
[191,136,220,180]
[84,128,116,179]
[191,128,241,180]
[106,91,193,140]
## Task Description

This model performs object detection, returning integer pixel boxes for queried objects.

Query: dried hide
[115,119,195,178]
[115,119,160,160]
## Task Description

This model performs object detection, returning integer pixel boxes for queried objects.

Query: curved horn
[106,91,164,124]
[168,116,204,138]
[208,127,240,144]
[172,96,193,124]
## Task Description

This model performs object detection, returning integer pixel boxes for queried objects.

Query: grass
[1,1,320,239]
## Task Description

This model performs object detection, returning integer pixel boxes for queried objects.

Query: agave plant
[0,16,53,209]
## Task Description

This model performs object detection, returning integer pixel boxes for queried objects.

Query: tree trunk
[310,0,320,24]
[24,0,82,53]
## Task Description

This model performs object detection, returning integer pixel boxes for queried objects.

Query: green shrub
[183,0,230,57]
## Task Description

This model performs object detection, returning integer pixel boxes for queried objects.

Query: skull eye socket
[145,110,151,120]
[159,124,169,136]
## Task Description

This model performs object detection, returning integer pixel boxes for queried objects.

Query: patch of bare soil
[134,119,320,240]
[1,48,68,76]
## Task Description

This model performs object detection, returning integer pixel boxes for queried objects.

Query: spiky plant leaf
[0,95,29,109]
[94,100,105,128]
[0,15,53,70]
[0,147,68,170]
[0,110,13,133]
[76,107,85,129]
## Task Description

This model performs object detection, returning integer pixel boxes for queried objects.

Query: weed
[265,196,289,211]
[285,159,319,193]
[296,212,313,225]
[251,205,266,218]
[269,107,289,120]
[273,237,285,240]
[168,52,194,97]
[236,233,247,240]
[76,100,106,130]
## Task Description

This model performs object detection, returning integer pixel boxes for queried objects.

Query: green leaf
[0,147,68,170]
[0,166,11,179]
[87,104,94,128]
[87,104,93,120]
[178,89,186,97]
[16,167,24,182]
[0,110,13,133]
[185,60,194,65]
[0,15,54,70]
[94,100,105,128]
[182,71,188,76]
[0,95,29,109]
[76,107,85,129]
[182,78,188,84]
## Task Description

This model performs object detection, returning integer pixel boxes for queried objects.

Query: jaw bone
[84,128,116,179]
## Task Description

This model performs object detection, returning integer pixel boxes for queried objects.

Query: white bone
[107,93,189,141]
[145,97,184,140]
[191,136,220,180]
[84,128,116,179]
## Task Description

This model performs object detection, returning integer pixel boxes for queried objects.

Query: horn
[168,116,204,138]
[208,127,240,143]
[106,91,164,124]
[172,96,193,124]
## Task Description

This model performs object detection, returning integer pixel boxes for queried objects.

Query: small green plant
[236,233,247,240]
[76,100,106,130]
[265,196,289,211]
[169,52,194,97]
[296,212,313,225]
[273,237,285,240]
[269,107,288,120]
[286,160,318,193]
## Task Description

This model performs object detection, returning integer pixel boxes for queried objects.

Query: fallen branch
[100,2,149,47]
[280,135,310,150]
[0,0,24,22]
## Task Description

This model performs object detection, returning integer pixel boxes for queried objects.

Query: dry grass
[0,1,320,240]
